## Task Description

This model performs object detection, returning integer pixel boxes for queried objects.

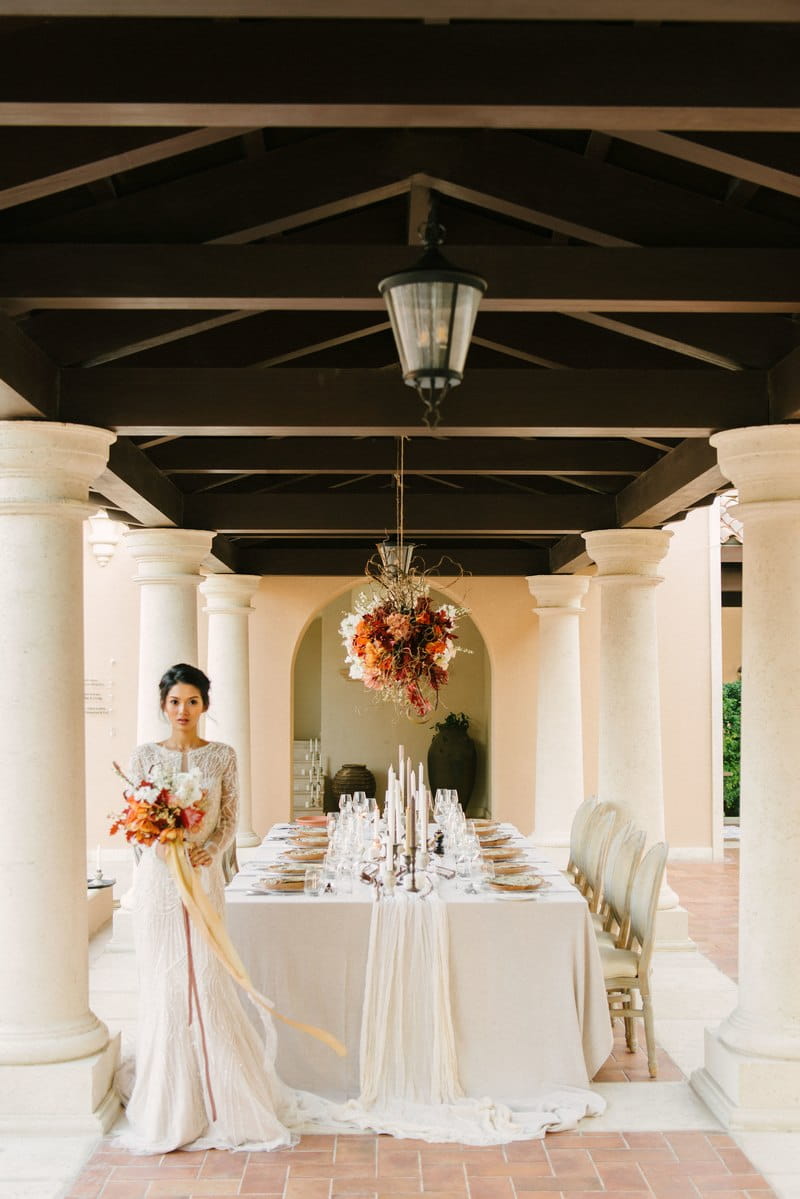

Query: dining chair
[579,805,620,913]
[565,795,597,881]
[598,840,668,1078]
[592,822,646,947]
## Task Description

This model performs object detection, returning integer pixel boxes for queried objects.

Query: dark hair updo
[159,663,211,710]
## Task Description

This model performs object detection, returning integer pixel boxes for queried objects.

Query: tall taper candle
[398,745,405,799]
[406,790,416,852]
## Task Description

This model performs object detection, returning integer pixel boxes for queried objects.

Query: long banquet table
[226,824,612,1107]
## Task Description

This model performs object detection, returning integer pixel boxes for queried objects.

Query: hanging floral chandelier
[338,439,467,719]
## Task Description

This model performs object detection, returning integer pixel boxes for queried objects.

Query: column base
[0,1034,121,1134]
[654,904,693,950]
[691,1025,800,1131]
[236,829,261,848]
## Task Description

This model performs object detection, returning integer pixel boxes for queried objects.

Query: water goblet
[304,866,323,896]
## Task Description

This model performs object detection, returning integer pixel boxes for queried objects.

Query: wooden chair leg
[642,992,657,1078]
[623,989,638,1052]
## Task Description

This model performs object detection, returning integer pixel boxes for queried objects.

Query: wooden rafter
[59,366,768,437]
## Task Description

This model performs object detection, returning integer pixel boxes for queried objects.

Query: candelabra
[304,739,323,809]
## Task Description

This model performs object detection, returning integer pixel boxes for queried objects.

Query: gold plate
[493,861,532,876]
[488,875,549,893]
[481,846,525,861]
[283,847,326,862]
[255,876,305,893]
[478,833,513,846]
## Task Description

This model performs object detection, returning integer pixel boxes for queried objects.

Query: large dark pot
[427,727,477,811]
[328,763,376,812]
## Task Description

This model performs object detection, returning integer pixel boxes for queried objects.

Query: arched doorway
[292,584,491,816]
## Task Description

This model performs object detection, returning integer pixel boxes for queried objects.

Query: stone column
[0,421,119,1132]
[693,425,800,1129]
[125,528,213,743]
[200,574,261,847]
[526,574,590,859]
[583,528,689,946]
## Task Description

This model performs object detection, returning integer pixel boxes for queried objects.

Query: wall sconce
[88,508,126,567]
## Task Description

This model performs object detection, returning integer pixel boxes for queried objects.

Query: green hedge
[722,679,741,817]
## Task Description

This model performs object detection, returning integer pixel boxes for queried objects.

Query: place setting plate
[247,875,306,895]
[481,846,526,861]
[282,847,326,862]
[487,873,551,900]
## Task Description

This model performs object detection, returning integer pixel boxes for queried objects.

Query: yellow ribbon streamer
[167,842,347,1058]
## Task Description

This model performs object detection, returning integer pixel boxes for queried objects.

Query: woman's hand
[188,844,213,868]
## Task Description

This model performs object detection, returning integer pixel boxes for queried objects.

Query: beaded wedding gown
[115,741,296,1154]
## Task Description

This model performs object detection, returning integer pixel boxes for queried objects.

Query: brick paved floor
[68,850,775,1199]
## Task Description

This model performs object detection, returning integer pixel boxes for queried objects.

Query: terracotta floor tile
[284,1179,334,1199]
[542,1150,594,1176]
[365,1178,421,1194]
[591,1162,647,1189]
[94,1181,151,1199]
[148,1182,244,1198]
[692,1177,774,1192]
[242,1166,292,1190]
[378,1150,421,1174]
[465,1177,515,1198]
[588,1146,674,1163]
[715,1148,759,1173]
[506,1164,554,1182]
[421,1163,467,1189]
[503,1142,547,1162]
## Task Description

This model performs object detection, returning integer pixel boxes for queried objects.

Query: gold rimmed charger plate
[283,847,326,862]
[472,819,501,831]
[289,833,328,846]
[478,833,513,847]
[488,875,549,893]
[251,876,305,893]
[481,846,525,861]
[493,861,533,876]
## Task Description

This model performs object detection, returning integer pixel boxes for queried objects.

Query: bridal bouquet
[109,761,207,846]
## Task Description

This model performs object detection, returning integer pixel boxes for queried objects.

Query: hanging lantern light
[379,206,487,429]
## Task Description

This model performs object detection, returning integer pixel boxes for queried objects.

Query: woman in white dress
[117,663,295,1154]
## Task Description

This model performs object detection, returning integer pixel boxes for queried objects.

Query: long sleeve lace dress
[116,741,295,1154]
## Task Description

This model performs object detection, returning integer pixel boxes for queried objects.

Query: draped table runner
[226,824,613,1133]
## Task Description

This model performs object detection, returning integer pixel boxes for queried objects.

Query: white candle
[398,745,405,799]
[95,844,101,872]
[406,791,416,851]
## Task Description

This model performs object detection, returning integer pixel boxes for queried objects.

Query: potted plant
[427,712,477,811]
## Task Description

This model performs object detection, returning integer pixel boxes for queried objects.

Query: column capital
[0,420,114,516]
[711,424,800,508]
[200,573,261,615]
[124,527,214,581]
[583,528,672,581]
[526,573,590,614]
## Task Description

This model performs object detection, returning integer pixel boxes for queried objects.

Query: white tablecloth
[226,827,612,1108]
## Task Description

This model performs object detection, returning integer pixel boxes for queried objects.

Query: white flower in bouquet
[173,766,205,808]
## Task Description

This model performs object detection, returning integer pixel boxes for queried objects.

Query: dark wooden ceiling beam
[0,127,256,212]
[95,436,184,526]
[1,21,800,129]
[183,490,616,535]
[94,437,240,570]
[60,366,768,438]
[549,535,593,575]
[608,130,800,201]
[0,313,58,418]
[614,437,725,527]
[148,436,658,475]
[14,129,796,252]
[9,246,800,313]
[768,343,800,421]
[2,3,797,17]
[235,542,551,577]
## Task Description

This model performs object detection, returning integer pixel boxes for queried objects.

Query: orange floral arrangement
[340,592,462,717]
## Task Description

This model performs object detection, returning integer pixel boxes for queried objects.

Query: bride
[116,662,296,1154]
